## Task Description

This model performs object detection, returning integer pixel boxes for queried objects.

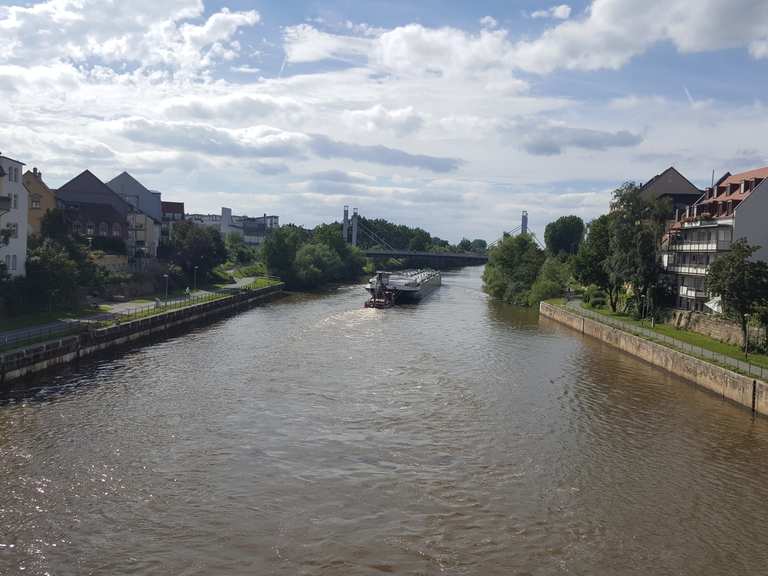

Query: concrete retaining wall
[540,302,768,417]
[1,285,283,385]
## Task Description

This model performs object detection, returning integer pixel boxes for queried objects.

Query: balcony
[678,286,707,299]
[665,240,731,252]
[665,264,709,275]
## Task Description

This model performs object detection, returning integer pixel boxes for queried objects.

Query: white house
[0,153,28,277]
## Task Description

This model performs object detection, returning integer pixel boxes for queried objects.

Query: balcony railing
[665,264,709,275]
[678,286,707,299]
[665,240,731,252]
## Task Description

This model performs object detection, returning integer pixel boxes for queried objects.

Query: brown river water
[2,266,768,575]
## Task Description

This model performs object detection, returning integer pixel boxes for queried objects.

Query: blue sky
[2,0,768,241]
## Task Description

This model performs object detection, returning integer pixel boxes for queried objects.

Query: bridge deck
[363,249,487,262]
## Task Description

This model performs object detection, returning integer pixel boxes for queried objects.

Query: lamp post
[744,313,751,361]
[193,265,198,293]
[163,273,169,303]
[640,294,647,321]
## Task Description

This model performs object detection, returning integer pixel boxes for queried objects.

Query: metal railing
[0,322,87,351]
[567,303,767,381]
[113,278,282,324]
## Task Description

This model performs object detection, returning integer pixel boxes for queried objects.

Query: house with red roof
[662,166,768,311]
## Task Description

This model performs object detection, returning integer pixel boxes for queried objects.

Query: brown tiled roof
[720,166,768,186]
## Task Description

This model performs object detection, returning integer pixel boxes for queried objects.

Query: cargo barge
[365,269,441,308]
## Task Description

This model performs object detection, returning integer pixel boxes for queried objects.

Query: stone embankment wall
[540,302,768,417]
[0,285,283,385]
[669,309,763,349]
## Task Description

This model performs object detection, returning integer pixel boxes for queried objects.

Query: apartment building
[0,154,28,276]
[188,207,279,245]
[161,201,185,241]
[662,166,768,311]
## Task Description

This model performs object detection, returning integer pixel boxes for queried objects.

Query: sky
[2,0,768,242]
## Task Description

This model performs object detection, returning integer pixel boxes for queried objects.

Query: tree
[483,234,546,306]
[226,232,257,265]
[40,208,70,243]
[457,238,472,252]
[470,239,487,254]
[408,229,431,252]
[528,256,572,305]
[544,215,585,255]
[166,220,227,279]
[706,239,768,351]
[294,243,343,288]
[262,225,307,285]
[573,214,621,311]
[604,182,669,315]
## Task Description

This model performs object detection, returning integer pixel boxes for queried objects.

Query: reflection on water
[2,266,768,575]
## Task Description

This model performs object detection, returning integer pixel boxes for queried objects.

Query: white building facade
[0,154,28,277]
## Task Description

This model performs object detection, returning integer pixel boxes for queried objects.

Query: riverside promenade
[540,301,768,417]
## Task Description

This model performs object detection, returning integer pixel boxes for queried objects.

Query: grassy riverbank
[572,301,768,370]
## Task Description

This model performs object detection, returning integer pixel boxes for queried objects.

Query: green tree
[166,220,227,279]
[470,239,487,254]
[544,215,585,255]
[40,208,70,243]
[573,214,621,311]
[294,243,343,288]
[226,232,257,265]
[408,229,431,252]
[457,238,472,252]
[262,225,308,285]
[483,234,546,306]
[603,182,669,315]
[706,239,768,351]
[528,256,572,305]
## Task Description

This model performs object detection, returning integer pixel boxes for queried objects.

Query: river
[2,266,768,575]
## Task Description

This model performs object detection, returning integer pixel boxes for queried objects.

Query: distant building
[161,201,185,242]
[106,172,162,258]
[0,153,28,276]
[106,171,162,221]
[640,166,703,217]
[57,170,161,258]
[662,166,768,311]
[187,207,279,245]
[23,167,57,237]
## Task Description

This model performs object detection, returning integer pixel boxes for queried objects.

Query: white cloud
[531,5,572,20]
[283,24,371,63]
[479,16,498,29]
[342,105,424,136]
[513,0,768,74]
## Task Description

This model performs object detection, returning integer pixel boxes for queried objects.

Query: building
[187,207,279,245]
[161,201,185,241]
[106,172,162,221]
[0,154,28,276]
[106,172,162,258]
[23,167,57,236]
[661,166,768,311]
[639,166,703,217]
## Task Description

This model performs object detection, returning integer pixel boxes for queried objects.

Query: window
[112,222,121,237]
[86,222,95,236]
[31,197,41,209]
[12,194,17,209]
[99,222,108,236]
[4,255,9,269]
[11,255,16,271]
[72,221,83,235]
[9,223,18,238]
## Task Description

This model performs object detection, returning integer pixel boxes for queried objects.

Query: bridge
[364,249,487,266]
[341,206,487,267]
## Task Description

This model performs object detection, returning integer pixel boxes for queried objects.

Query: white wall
[0,157,28,276]
[734,179,768,262]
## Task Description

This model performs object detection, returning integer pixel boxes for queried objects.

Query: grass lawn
[582,302,768,370]
[543,298,566,306]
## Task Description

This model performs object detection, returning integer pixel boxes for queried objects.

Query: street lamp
[193,265,198,293]
[744,313,751,361]
[163,273,169,303]
[640,294,647,321]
